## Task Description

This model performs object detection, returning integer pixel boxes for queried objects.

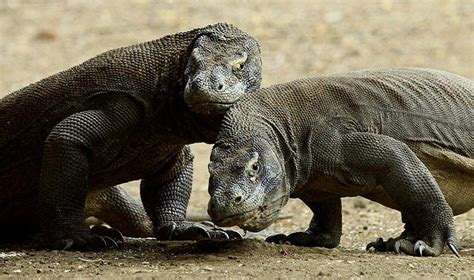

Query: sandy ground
[1,0,473,278]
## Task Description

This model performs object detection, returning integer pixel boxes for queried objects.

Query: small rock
[142,261,150,265]
[203,267,213,271]
[13,269,21,273]
[34,30,57,41]
[36,269,42,274]
[228,255,238,260]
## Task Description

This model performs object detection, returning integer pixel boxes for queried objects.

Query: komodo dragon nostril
[217,83,225,91]
[234,195,243,203]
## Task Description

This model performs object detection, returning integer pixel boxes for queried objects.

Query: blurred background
[1,0,473,261]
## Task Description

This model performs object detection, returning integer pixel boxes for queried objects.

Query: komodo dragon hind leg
[266,198,342,248]
[340,132,459,257]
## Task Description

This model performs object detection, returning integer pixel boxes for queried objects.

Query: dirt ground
[1,0,473,279]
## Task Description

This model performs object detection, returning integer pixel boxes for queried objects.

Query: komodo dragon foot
[48,225,124,251]
[366,227,460,257]
[154,221,242,241]
[266,231,339,248]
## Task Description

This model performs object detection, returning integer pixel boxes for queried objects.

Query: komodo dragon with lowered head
[0,23,262,250]
[207,68,473,257]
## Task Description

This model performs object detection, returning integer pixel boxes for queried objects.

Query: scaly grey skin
[0,23,262,250]
[208,68,473,257]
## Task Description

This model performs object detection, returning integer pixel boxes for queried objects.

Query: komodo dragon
[207,68,473,257]
[0,23,262,250]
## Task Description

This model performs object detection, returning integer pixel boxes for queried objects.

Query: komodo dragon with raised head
[0,23,262,250]
[207,68,473,257]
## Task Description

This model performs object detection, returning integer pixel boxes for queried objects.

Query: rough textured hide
[208,68,473,257]
[0,22,262,250]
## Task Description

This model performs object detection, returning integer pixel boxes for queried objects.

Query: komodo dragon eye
[251,162,260,172]
[231,52,248,72]
[245,152,260,182]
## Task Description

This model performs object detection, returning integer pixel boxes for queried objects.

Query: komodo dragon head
[207,136,290,232]
[182,24,262,114]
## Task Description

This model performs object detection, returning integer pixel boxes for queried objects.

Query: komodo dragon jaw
[183,32,262,114]
[207,138,289,231]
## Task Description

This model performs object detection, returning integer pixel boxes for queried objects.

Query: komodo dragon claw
[366,237,384,251]
[61,239,74,251]
[102,236,120,249]
[367,236,461,257]
[414,240,426,257]
[266,234,288,244]
[447,242,461,258]
[50,225,123,251]
[155,222,178,241]
[180,225,212,240]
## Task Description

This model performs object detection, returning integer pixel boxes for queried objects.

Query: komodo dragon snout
[207,138,289,231]
[183,33,261,114]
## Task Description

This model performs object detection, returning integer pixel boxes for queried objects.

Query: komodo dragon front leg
[267,198,342,248]
[339,132,458,257]
[140,146,238,240]
[39,96,143,250]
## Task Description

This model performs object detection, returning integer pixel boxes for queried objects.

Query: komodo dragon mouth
[186,101,236,113]
[214,194,288,232]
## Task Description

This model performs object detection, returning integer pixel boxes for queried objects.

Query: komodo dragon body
[0,23,262,250]
[208,68,473,257]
